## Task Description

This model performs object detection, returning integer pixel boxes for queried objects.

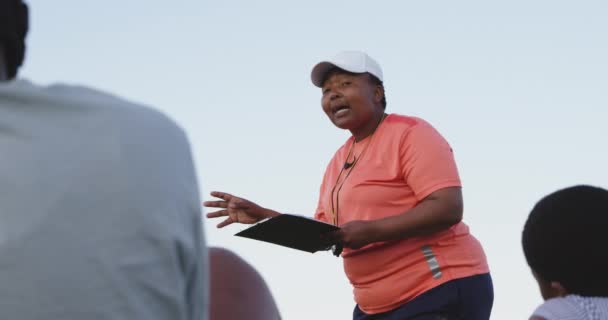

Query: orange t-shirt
[314,114,489,314]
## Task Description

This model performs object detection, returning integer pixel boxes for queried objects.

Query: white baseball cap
[310,51,384,87]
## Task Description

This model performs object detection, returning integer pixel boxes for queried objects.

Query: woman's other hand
[329,220,375,250]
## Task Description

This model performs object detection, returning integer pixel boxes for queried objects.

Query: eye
[341,81,352,87]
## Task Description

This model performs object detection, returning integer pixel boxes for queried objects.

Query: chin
[333,123,352,130]
[331,117,357,130]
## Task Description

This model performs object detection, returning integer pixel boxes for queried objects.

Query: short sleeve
[314,155,340,224]
[314,170,330,223]
[399,121,461,201]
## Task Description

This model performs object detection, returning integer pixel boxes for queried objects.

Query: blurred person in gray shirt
[0,1,208,319]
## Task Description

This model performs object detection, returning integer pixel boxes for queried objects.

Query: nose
[329,90,342,101]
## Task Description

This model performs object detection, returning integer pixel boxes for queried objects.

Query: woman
[205,51,493,320]
[523,185,608,320]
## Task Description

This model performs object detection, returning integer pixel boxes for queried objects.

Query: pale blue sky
[22,1,608,319]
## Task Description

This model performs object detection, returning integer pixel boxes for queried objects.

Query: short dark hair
[0,0,29,79]
[522,185,608,296]
[322,67,387,110]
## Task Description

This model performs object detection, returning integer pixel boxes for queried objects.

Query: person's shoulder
[531,295,583,320]
[384,113,431,130]
[46,82,186,136]
[383,114,439,140]
[46,83,164,115]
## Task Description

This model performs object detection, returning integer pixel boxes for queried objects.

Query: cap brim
[310,61,338,87]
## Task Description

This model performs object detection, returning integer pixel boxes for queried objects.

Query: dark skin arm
[330,187,463,249]
[205,187,463,251]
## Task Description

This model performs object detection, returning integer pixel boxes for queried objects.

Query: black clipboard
[235,214,340,253]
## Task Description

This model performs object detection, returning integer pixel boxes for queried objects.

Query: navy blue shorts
[353,273,493,320]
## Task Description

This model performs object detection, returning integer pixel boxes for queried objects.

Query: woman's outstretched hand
[203,191,280,228]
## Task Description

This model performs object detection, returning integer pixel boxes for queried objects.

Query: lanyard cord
[329,114,386,226]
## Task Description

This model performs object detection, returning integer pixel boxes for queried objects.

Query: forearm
[367,189,463,243]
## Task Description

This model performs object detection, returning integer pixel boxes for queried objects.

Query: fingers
[217,217,234,228]
[206,210,228,218]
[322,230,342,244]
[207,210,236,228]
[210,191,233,201]
[203,191,235,208]
[203,200,228,209]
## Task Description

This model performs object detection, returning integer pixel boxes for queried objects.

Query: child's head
[522,185,608,299]
[0,0,28,79]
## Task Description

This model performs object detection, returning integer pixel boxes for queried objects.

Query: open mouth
[332,105,350,116]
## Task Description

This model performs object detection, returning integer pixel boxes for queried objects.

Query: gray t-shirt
[0,80,207,320]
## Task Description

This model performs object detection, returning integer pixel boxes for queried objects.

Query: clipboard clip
[320,233,342,257]
[331,244,343,257]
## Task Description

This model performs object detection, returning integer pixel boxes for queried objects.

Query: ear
[374,84,384,104]
[549,281,568,297]
[532,270,568,300]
